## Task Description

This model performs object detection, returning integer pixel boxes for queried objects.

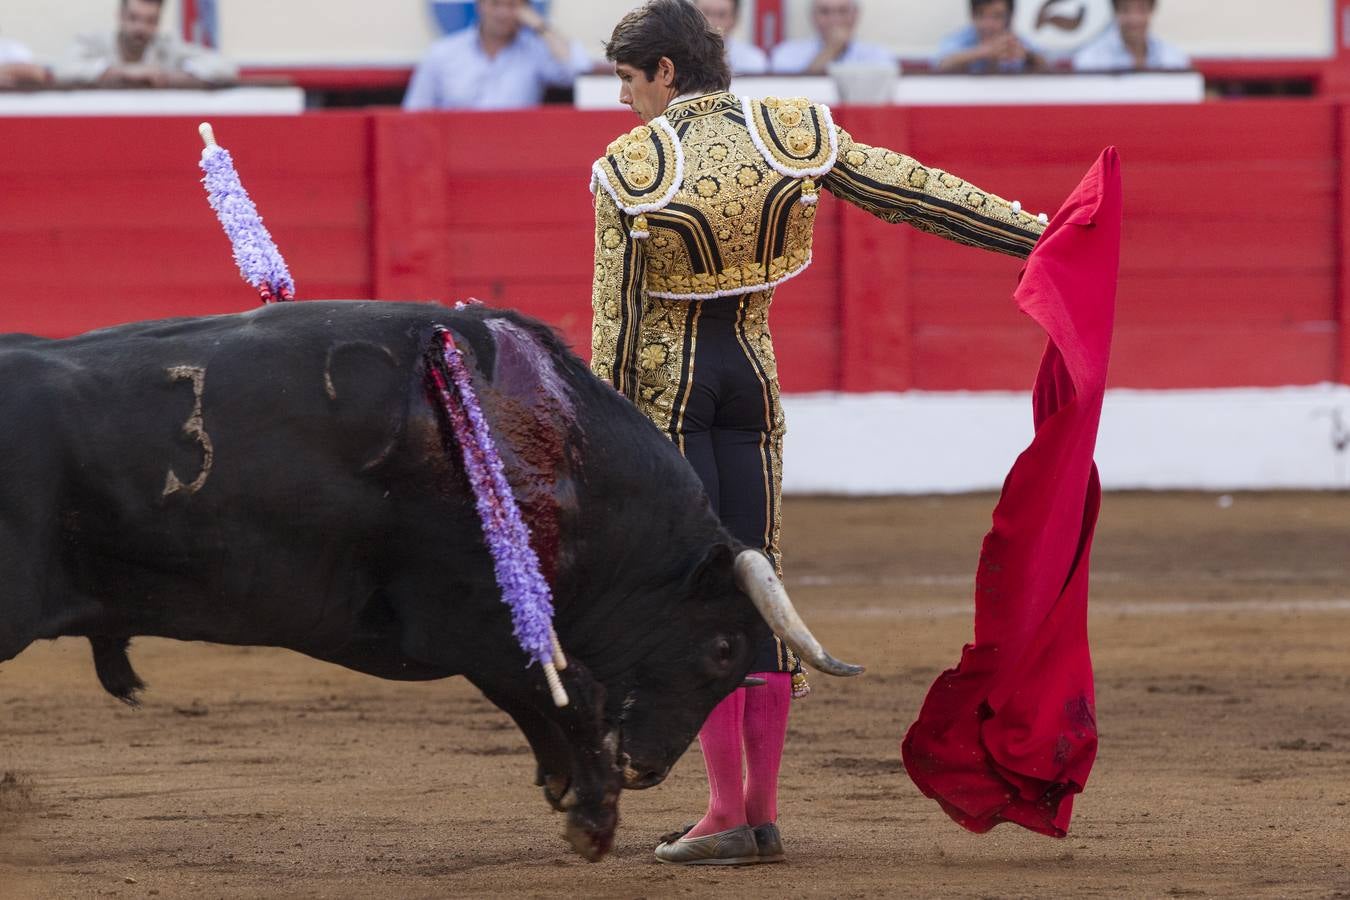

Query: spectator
[934,0,1046,74]
[403,0,592,111]
[0,31,50,88]
[1072,0,1188,71]
[697,0,768,75]
[769,0,895,75]
[56,0,236,88]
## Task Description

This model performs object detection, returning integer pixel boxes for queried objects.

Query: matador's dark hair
[605,0,732,96]
[970,0,1014,13]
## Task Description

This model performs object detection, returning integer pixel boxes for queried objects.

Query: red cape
[901,148,1122,836]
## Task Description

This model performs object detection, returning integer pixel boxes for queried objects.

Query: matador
[589,0,1046,867]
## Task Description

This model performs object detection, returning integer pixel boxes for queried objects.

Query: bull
[0,300,860,860]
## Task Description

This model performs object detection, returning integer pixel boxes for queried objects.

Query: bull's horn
[734,551,864,677]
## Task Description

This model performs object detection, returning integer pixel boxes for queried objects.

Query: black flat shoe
[752,822,786,863]
[654,825,759,866]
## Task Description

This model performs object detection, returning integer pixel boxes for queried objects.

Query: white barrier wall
[781,386,1350,494]
[5,0,1335,66]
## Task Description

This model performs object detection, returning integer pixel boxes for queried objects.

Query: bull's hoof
[562,806,617,862]
[542,775,571,812]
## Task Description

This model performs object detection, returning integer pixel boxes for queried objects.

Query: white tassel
[543,662,569,708]
[1038,213,1049,226]
[630,229,650,240]
[798,194,818,206]
[1011,200,1023,215]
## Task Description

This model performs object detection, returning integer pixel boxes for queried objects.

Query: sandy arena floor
[2,492,1349,898]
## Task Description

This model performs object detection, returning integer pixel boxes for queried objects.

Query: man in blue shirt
[769,0,895,74]
[1073,0,1189,71]
[934,0,1045,74]
[403,0,593,110]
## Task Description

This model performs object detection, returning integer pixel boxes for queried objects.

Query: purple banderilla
[197,123,295,304]
[426,327,568,704]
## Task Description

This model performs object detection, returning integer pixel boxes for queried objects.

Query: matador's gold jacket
[590,90,1046,417]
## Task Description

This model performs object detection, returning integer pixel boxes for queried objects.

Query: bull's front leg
[469,659,621,861]
[471,682,575,812]
[543,658,622,861]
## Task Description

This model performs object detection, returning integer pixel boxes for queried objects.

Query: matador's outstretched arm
[822,127,1046,260]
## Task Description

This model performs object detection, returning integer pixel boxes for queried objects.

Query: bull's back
[16,301,446,507]
[0,302,464,642]
[0,300,721,660]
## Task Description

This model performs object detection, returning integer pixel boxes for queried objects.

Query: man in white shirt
[403,0,593,111]
[55,0,237,87]
[0,33,50,87]
[696,0,768,75]
[933,0,1045,74]
[1072,0,1189,71]
[769,0,895,75]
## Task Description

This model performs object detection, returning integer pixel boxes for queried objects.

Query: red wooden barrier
[901,102,1339,390]
[1339,103,1350,385]
[0,101,1344,391]
[0,114,375,332]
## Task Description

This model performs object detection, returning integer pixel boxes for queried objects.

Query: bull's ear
[692,542,738,588]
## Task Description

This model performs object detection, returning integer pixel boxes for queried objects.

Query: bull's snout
[618,752,669,789]
[623,766,669,789]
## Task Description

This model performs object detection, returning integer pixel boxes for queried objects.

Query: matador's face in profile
[614,59,679,123]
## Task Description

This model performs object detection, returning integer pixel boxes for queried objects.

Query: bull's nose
[622,765,669,789]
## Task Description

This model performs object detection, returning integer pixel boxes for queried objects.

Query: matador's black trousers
[628,291,789,673]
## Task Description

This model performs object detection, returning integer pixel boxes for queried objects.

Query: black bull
[0,301,860,860]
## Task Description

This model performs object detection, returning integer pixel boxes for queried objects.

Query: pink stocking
[684,687,747,838]
[742,671,791,826]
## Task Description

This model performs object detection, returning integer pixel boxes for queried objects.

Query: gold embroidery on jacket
[665,92,741,123]
[593,123,682,214]
[628,295,695,439]
[822,128,1045,259]
[625,95,825,300]
[589,190,646,397]
[744,96,836,173]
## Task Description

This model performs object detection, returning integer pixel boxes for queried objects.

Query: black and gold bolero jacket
[590,91,1046,391]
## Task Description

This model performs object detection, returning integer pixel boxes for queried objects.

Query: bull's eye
[702,636,739,678]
